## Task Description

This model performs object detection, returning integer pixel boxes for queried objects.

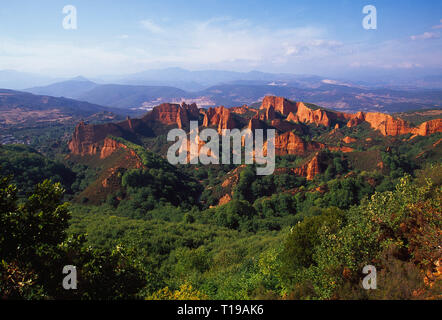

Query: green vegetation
[0,177,145,299]
[1,119,441,300]
[0,145,75,196]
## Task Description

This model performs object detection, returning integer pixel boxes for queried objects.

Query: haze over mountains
[23,68,442,114]
[0,67,438,123]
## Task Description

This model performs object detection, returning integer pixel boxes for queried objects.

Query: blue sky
[0,0,441,78]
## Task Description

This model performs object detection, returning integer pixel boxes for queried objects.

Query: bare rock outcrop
[261,96,332,126]
[202,106,236,133]
[293,153,322,180]
[271,132,324,156]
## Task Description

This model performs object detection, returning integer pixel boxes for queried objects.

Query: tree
[215,199,257,231]
[0,175,146,299]
[233,166,256,203]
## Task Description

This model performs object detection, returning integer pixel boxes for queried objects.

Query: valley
[1,91,440,300]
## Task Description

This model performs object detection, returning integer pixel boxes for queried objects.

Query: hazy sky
[0,0,441,78]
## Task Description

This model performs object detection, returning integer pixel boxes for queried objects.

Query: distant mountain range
[2,66,440,90]
[26,77,99,99]
[25,78,442,114]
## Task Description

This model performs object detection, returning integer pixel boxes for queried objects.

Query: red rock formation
[412,119,442,136]
[346,112,442,137]
[68,121,126,156]
[346,112,410,136]
[144,102,198,128]
[261,96,332,126]
[69,103,201,156]
[346,112,365,128]
[286,112,298,123]
[100,137,123,159]
[293,153,322,180]
[260,96,297,116]
[363,112,412,136]
[305,155,321,180]
[271,132,324,156]
[202,106,236,133]
[69,96,442,163]
[295,102,331,127]
[98,137,144,160]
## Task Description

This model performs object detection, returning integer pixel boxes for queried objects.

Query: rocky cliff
[261,96,332,126]
[143,102,199,129]
[355,112,412,136]
[68,121,128,156]
[202,106,236,133]
[69,102,199,156]
[294,102,331,127]
[260,96,297,116]
[271,132,324,156]
[412,119,442,136]
[346,112,442,137]
[292,153,322,180]
[69,96,442,159]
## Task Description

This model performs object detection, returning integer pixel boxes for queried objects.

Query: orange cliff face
[69,103,200,156]
[144,102,199,129]
[295,102,331,127]
[68,121,127,156]
[362,112,412,136]
[412,119,442,136]
[286,112,297,123]
[68,96,442,160]
[261,96,332,126]
[261,96,297,116]
[99,137,127,159]
[292,153,322,180]
[99,138,144,168]
[271,132,324,156]
[260,95,442,138]
[202,106,236,133]
[346,112,442,137]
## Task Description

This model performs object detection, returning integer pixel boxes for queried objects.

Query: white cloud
[135,17,341,69]
[410,32,439,40]
[140,20,164,34]
[0,39,133,76]
[0,17,440,77]
[432,19,442,29]
[337,39,441,72]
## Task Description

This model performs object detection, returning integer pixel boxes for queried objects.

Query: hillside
[65,95,442,206]
[0,89,131,130]
[2,94,441,300]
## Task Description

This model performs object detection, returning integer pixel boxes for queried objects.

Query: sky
[0,0,441,79]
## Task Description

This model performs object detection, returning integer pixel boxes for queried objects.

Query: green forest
[1,130,441,299]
